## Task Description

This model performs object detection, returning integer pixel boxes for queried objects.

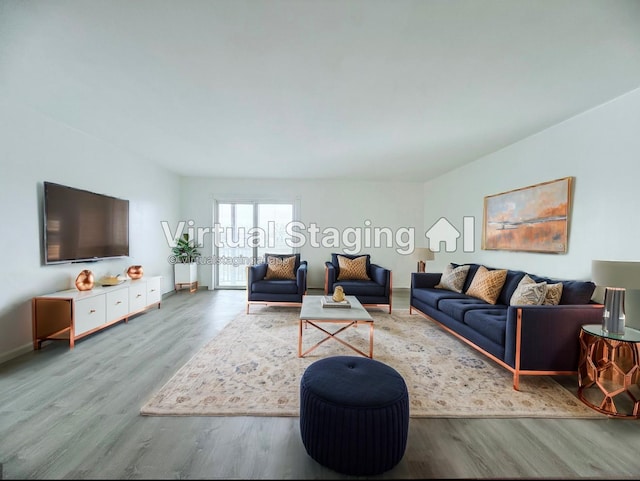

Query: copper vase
[127,265,144,279]
[75,270,94,291]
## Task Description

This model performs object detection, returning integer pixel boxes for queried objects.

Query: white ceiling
[2,0,640,181]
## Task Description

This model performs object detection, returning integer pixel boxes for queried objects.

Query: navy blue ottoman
[299,356,409,476]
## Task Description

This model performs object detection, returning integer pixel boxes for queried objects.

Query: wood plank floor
[1,288,639,479]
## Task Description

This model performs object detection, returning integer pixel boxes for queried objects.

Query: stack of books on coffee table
[321,296,351,308]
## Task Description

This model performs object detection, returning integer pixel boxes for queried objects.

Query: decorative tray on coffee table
[321,296,351,308]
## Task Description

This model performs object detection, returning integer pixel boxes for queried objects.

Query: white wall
[0,97,181,364]
[423,88,640,296]
[3,82,637,364]
[179,177,425,290]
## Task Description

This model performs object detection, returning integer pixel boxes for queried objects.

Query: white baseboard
[0,342,33,366]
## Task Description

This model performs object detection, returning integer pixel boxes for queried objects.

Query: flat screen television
[43,181,130,264]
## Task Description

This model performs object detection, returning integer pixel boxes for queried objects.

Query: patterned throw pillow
[435,263,470,293]
[510,274,547,306]
[265,255,296,280]
[336,255,371,280]
[466,265,508,305]
[543,282,564,305]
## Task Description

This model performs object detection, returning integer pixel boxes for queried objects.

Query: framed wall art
[482,177,573,253]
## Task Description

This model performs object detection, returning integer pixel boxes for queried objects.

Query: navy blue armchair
[246,253,308,313]
[324,253,392,313]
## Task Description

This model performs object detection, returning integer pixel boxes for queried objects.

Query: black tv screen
[43,181,129,264]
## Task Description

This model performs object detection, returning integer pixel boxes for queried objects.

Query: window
[214,201,296,288]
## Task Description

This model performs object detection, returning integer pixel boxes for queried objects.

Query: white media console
[32,276,162,349]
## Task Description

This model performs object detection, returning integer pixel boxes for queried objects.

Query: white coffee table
[298,295,374,358]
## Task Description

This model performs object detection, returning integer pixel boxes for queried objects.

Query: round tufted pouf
[299,355,409,476]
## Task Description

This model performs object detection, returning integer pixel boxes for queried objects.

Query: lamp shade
[412,248,435,262]
[591,260,640,289]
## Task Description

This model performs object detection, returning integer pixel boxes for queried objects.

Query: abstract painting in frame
[482,177,573,253]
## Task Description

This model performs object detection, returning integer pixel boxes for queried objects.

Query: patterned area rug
[140,307,601,418]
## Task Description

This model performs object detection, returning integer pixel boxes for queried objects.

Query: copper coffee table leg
[299,320,373,358]
[298,319,303,357]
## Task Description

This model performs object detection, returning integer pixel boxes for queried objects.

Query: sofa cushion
[438,298,500,321]
[510,275,547,306]
[496,269,527,306]
[454,266,526,306]
[334,280,386,297]
[543,282,563,305]
[265,255,297,280]
[465,266,508,305]
[529,274,595,304]
[411,288,469,309]
[463,308,509,346]
[336,255,371,281]
[252,279,299,294]
[435,263,470,293]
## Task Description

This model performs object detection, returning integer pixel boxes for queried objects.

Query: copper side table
[577,324,640,418]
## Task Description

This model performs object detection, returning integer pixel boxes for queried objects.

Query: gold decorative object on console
[332,285,345,302]
[75,270,94,291]
[127,265,144,279]
[100,275,121,286]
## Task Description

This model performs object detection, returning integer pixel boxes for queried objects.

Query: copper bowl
[127,265,144,279]
[75,270,94,291]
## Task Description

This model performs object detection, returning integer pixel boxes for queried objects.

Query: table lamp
[412,248,435,273]
[591,260,640,335]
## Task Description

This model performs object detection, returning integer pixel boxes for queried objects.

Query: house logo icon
[425,216,475,252]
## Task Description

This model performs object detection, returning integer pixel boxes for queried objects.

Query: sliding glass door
[215,201,296,288]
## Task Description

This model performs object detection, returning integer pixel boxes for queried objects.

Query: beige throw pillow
[337,255,370,281]
[265,255,297,280]
[435,264,470,293]
[510,274,547,306]
[466,266,508,305]
[543,282,563,305]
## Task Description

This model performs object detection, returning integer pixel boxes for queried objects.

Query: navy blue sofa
[410,263,604,390]
[325,253,392,313]
[246,253,308,313]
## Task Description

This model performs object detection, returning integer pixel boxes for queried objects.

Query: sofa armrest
[370,264,391,296]
[504,304,604,371]
[297,261,308,295]
[324,261,336,294]
[411,272,441,289]
[369,264,389,284]
[247,263,268,291]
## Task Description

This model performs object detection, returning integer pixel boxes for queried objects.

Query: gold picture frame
[482,177,573,253]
